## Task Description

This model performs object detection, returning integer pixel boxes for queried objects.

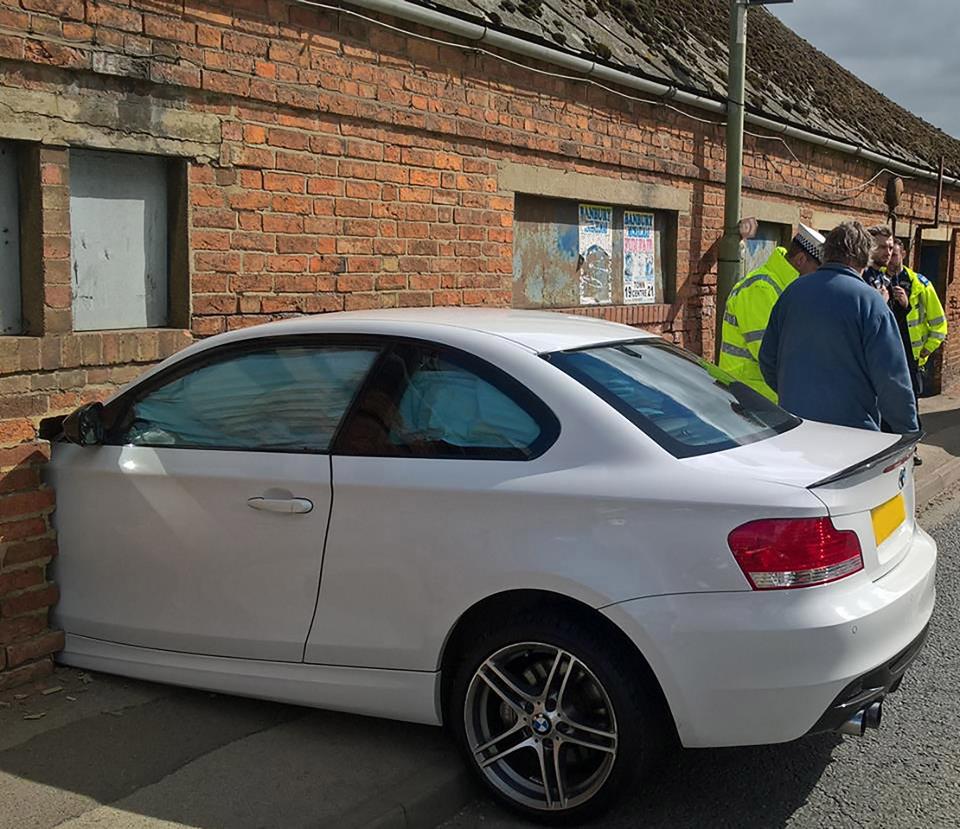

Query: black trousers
[908,359,923,430]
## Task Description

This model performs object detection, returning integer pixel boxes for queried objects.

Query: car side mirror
[62,402,105,446]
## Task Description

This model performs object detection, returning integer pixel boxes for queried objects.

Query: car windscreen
[543,340,800,458]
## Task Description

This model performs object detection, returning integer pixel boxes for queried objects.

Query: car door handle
[246,497,314,515]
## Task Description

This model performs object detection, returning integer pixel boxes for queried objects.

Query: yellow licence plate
[872,494,906,546]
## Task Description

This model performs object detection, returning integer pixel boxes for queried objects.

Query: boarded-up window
[513,195,675,309]
[0,142,21,335]
[70,150,169,331]
[742,221,790,280]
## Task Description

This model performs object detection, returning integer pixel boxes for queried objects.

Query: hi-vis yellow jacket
[718,247,799,401]
[894,266,947,365]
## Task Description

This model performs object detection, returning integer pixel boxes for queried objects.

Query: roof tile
[427,0,960,175]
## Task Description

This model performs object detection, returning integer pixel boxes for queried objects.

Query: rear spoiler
[809,432,923,489]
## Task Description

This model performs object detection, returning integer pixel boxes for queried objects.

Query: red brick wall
[0,145,191,687]
[1,0,958,686]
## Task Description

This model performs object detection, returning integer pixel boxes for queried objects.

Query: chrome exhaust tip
[839,701,882,736]
[839,709,866,736]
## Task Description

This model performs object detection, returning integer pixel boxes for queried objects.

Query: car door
[49,338,382,662]
[304,339,562,670]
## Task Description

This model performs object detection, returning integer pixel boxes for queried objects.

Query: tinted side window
[335,342,557,460]
[109,346,380,452]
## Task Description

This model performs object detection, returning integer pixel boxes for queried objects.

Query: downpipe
[839,701,883,736]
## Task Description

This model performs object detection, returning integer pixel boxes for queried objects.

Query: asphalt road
[441,493,960,829]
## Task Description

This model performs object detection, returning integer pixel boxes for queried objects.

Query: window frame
[101,334,387,455]
[68,148,190,333]
[331,338,561,462]
[742,220,792,280]
[512,193,678,310]
[0,139,23,335]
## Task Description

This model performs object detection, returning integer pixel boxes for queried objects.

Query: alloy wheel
[463,642,618,812]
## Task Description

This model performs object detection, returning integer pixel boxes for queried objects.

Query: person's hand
[878,284,890,302]
[919,348,932,365]
[892,285,909,308]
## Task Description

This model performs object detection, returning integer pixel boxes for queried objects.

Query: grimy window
[0,141,21,335]
[742,220,790,280]
[512,194,676,310]
[69,149,173,331]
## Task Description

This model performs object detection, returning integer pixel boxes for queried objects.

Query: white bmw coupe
[47,309,935,822]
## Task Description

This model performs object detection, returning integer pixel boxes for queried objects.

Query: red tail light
[728,517,863,590]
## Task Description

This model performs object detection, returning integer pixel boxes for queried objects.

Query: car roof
[195,308,655,354]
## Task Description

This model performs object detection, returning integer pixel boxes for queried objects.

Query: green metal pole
[715,0,748,362]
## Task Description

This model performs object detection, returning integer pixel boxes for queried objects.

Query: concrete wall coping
[741,197,799,227]
[0,86,220,162]
[498,161,691,213]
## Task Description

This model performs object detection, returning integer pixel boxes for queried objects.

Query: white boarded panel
[0,141,21,335]
[70,149,168,331]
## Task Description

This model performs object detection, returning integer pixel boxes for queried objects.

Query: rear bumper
[806,622,929,734]
[602,527,936,748]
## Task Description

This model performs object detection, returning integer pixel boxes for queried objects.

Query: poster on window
[624,211,656,305]
[578,204,613,305]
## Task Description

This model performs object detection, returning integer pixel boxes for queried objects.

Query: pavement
[3,393,960,829]
[914,394,960,506]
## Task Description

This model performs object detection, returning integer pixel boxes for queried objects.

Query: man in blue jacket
[759,221,919,434]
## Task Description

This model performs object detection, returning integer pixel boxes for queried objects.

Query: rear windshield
[544,340,799,458]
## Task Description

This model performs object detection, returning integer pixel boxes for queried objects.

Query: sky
[771,0,960,138]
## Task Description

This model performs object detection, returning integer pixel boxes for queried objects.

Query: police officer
[719,225,825,400]
[864,225,894,299]
[887,239,947,458]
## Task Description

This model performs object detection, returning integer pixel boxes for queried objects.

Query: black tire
[447,608,670,824]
